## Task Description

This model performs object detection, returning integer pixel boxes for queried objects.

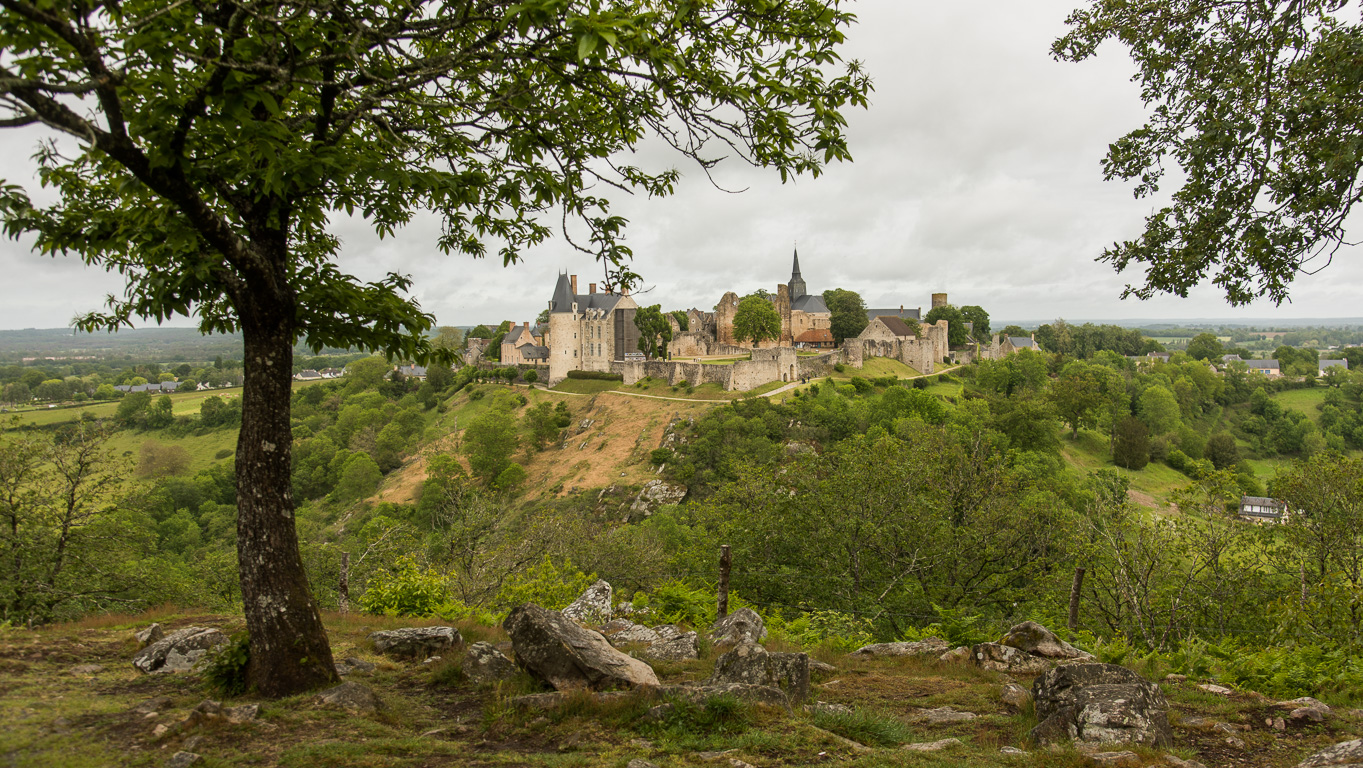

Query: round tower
[931,293,948,309]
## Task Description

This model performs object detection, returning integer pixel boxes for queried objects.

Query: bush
[493,462,527,493]
[566,370,624,381]
[833,363,846,373]
[214,448,234,460]
[650,448,674,465]
[359,556,452,617]
[137,440,191,478]
[523,370,539,384]
[770,609,873,652]
[1113,416,1150,470]
[494,556,595,611]
[202,632,251,697]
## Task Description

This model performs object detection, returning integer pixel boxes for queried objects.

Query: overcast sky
[4,0,1363,332]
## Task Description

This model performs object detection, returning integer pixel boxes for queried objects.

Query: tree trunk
[237,301,338,696]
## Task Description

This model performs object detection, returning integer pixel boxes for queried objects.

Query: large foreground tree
[0,0,869,695]
[1056,1,1363,305]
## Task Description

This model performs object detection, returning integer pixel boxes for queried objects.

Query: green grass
[4,380,327,428]
[1059,428,1192,509]
[106,428,240,475]
[1272,387,1329,424]
[550,378,623,395]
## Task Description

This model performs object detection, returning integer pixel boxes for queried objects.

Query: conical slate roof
[550,272,574,313]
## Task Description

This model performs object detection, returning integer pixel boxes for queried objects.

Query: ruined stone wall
[668,332,712,358]
[797,351,840,379]
[715,292,739,346]
[775,284,792,346]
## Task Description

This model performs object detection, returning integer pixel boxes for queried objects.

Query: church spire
[788,245,807,301]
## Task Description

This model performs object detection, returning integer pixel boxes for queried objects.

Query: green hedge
[566,370,624,381]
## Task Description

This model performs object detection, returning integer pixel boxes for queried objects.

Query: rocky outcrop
[1298,739,1363,767]
[132,627,228,674]
[562,580,615,625]
[368,627,461,659]
[709,643,809,703]
[504,603,659,690]
[973,642,1053,675]
[601,619,661,646]
[709,608,766,646]
[902,738,962,752]
[463,642,519,684]
[1028,663,1172,748]
[1002,621,1094,660]
[852,637,949,657]
[629,480,687,518]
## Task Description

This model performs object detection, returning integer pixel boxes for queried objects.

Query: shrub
[359,556,452,617]
[214,448,234,460]
[650,448,674,465]
[849,376,872,393]
[494,556,594,611]
[202,632,251,697]
[493,462,527,493]
[566,370,624,381]
[675,379,690,389]
[770,609,873,652]
[523,370,539,384]
[1113,416,1150,470]
[833,363,846,373]
[137,440,191,478]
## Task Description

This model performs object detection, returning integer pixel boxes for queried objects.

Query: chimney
[570,274,578,295]
[899,304,903,312]
[523,321,529,329]
[589,283,597,294]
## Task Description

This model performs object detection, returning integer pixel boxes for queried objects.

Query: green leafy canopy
[0,0,871,354]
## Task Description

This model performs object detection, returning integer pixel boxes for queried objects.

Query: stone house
[1239,496,1288,524]
[714,250,831,349]
[1246,359,1281,377]
[500,322,548,366]
[545,272,640,384]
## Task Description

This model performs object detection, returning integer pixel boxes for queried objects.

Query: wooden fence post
[1067,566,1085,630]
[717,545,731,621]
[339,551,351,614]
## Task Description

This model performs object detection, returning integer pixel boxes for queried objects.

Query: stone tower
[789,248,807,302]
[932,293,948,309]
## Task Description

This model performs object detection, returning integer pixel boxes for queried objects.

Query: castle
[543,272,640,384]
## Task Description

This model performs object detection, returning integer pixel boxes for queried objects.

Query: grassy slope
[1059,429,1194,512]
[5,380,327,428]
[2,608,1358,768]
[1272,387,1328,424]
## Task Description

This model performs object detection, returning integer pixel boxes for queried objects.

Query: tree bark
[1068,566,1086,631]
[236,297,338,696]
[717,544,731,620]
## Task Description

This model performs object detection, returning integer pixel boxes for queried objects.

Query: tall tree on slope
[0,0,870,695]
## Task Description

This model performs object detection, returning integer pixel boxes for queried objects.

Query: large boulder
[601,619,662,647]
[368,626,461,659]
[709,642,809,703]
[973,642,1053,675]
[1028,663,1172,748]
[463,642,519,684]
[1001,621,1094,660]
[315,681,384,714]
[709,608,766,646]
[853,637,949,657]
[561,580,614,625]
[1298,739,1363,767]
[644,627,699,662]
[504,603,659,690]
[132,627,228,674]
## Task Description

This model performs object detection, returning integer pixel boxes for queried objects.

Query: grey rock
[69,663,104,675]
[1028,663,1172,748]
[939,645,972,663]
[132,627,228,674]
[630,480,687,518]
[809,659,837,674]
[709,642,809,703]
[315,681,384,714]
[1002,621,1094,661]
[1273,717,1287,730]
[1165,757,1208,768]
[334,657,376,676]
[1292,705,1331,722]
[1196,683,1233,695]
[1225,736,1246,749]
[1001,746,1026,754]
[666,682,790,710]
[368,626,461,659]
[902,738,962,752]
[1089,751,1139,766]
[463,641,518,684]
[1298,739,1363,767]
[601,619,661,647]
[166,753,202,768]
[1001,682,1032,708]
[974,642,1053,675]
[562,580,614,625]
[643,630,699,662]
[504,603,659,690]
[224,704,258,724]
[709,608,766,646]
[1165,674,1187,683]
[917,706,978,724]
[135,623,164,649]
[1279,696,1331,711]
[853,637,949,657]
[627,761,659,768]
